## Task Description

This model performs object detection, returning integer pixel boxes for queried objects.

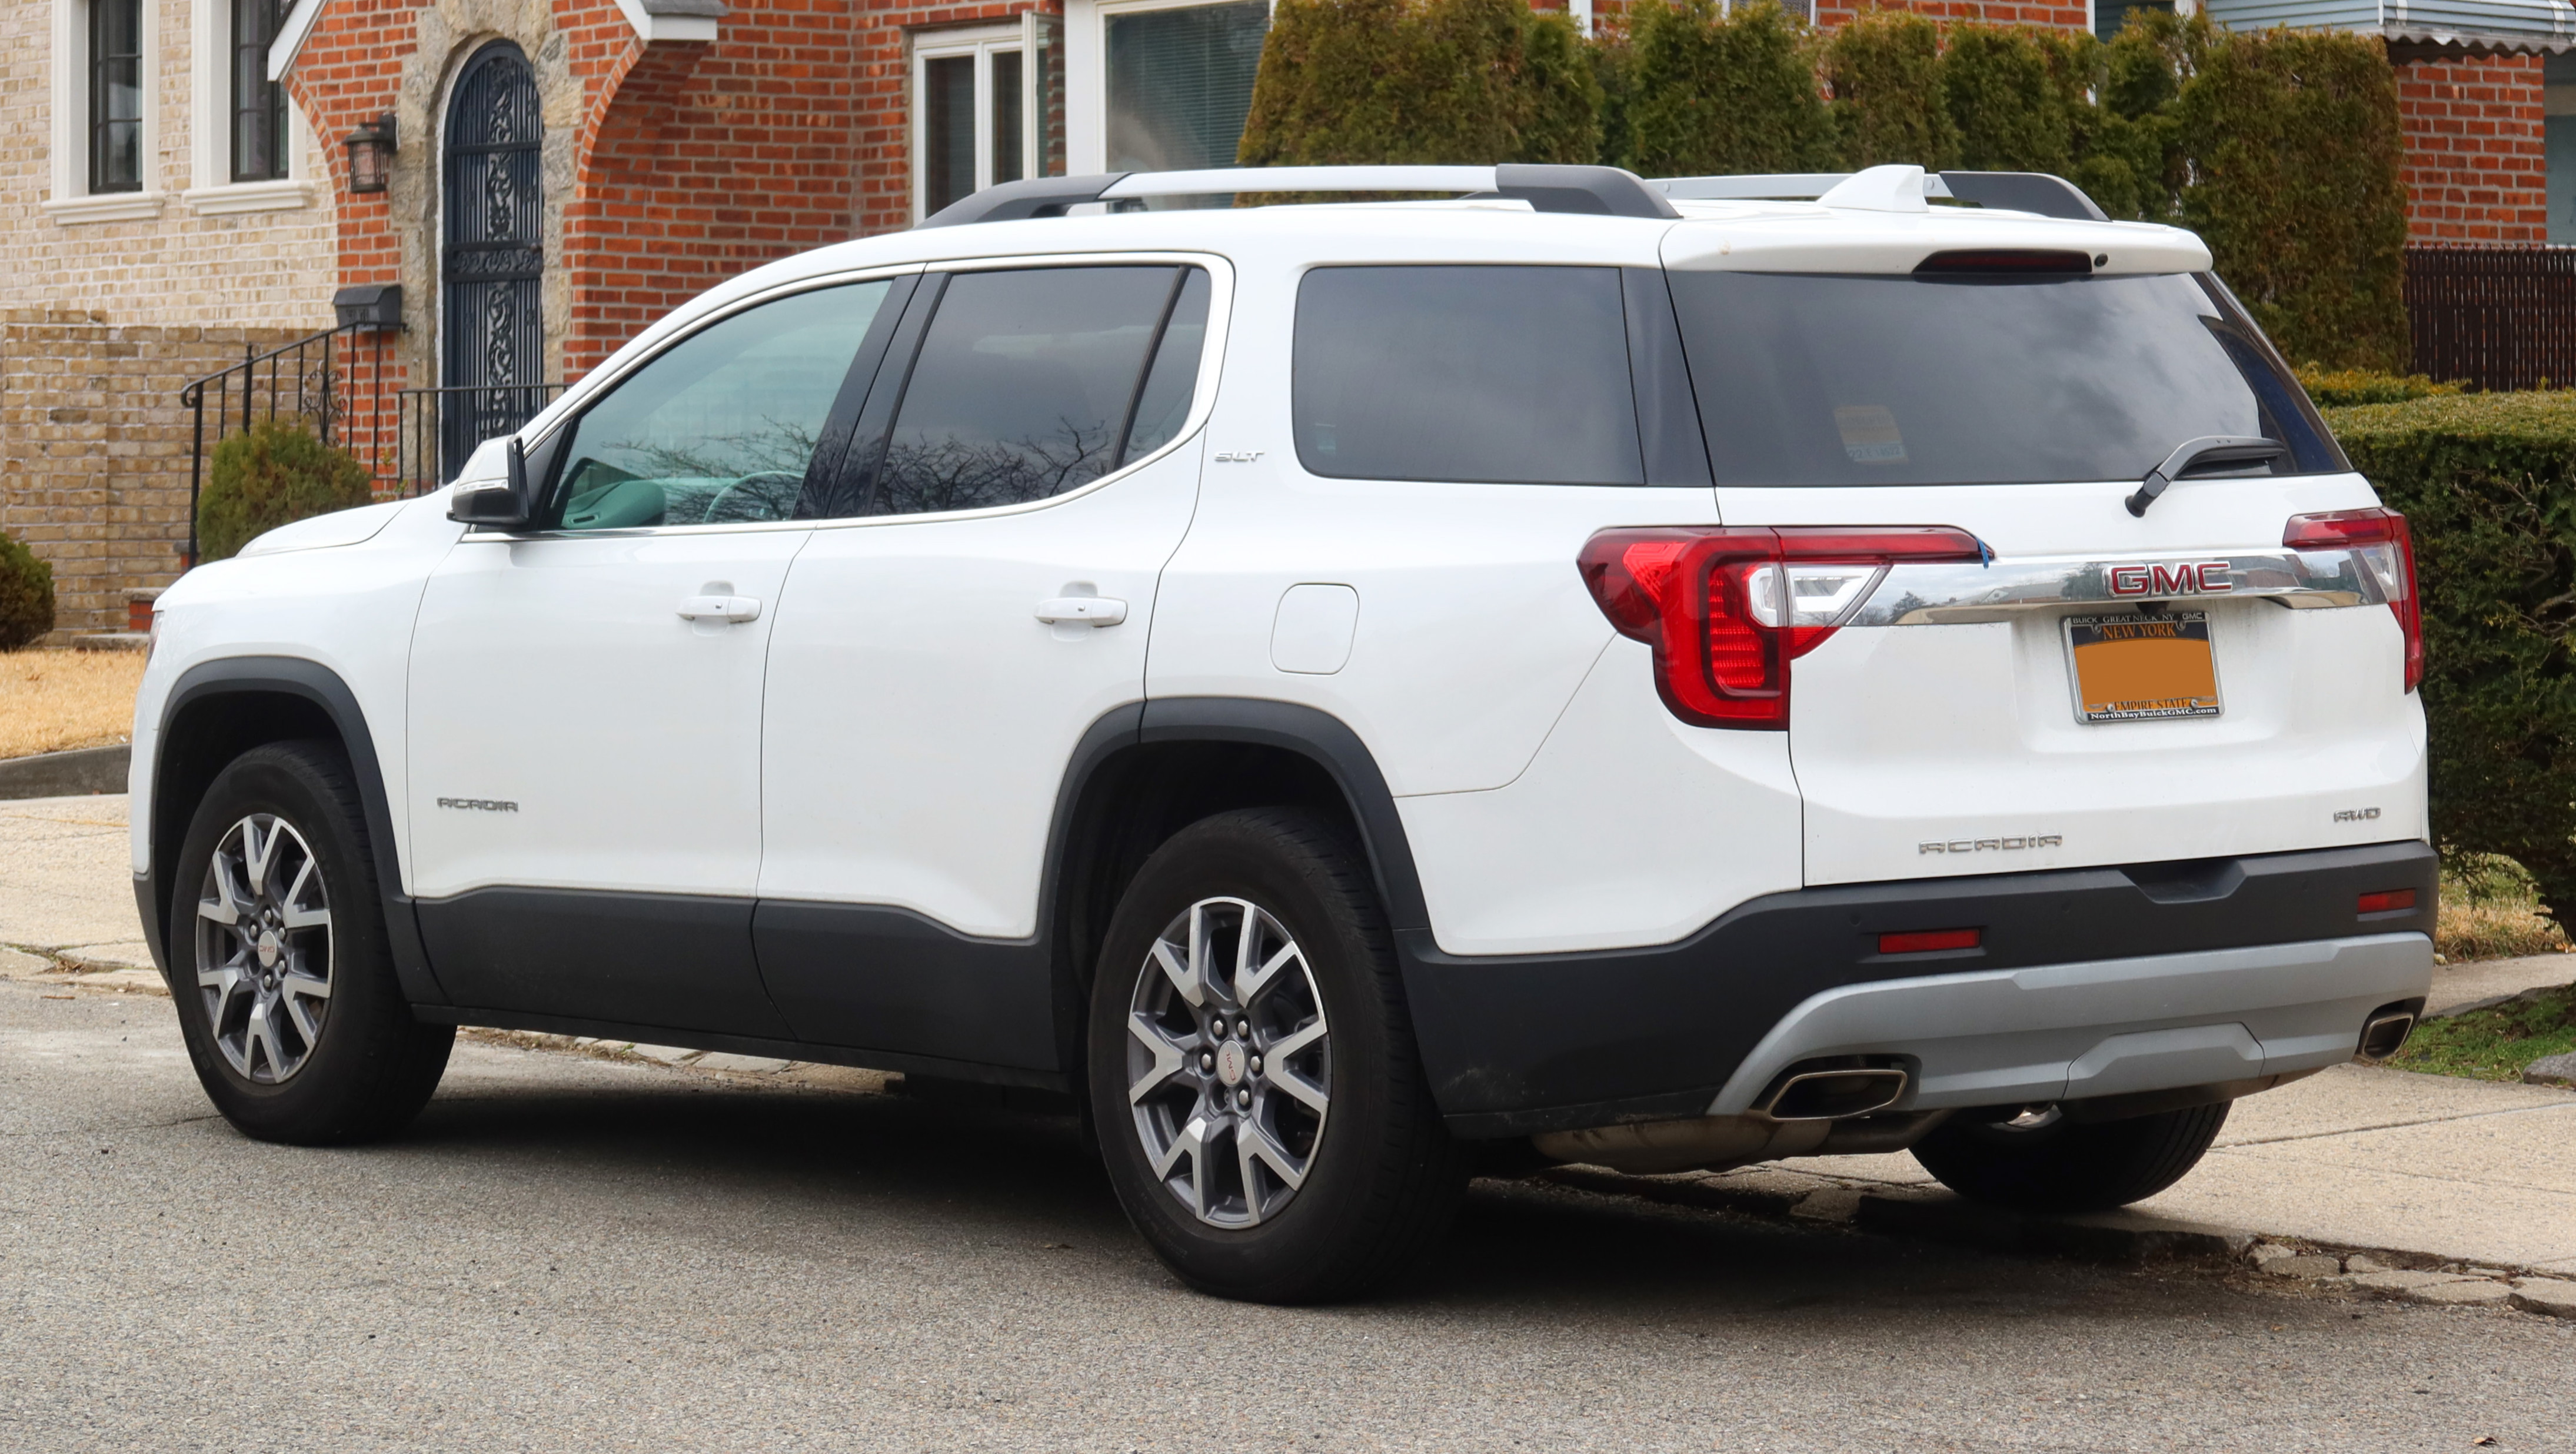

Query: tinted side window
[545,280,892,531]
[1292,266,1643,486]
[870,266,1192,517]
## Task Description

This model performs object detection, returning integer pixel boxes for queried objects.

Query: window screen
[1292,266,1645,485]
[868,267,1199,517]
[1105,1,1269,172]
[544,281,894,531]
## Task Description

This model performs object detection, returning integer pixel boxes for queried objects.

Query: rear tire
[168,740,453,1144]
[1086,808,1469,1303]
[1911,1101,2229,1212]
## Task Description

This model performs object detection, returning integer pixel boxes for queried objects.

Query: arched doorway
[441,42,544,478]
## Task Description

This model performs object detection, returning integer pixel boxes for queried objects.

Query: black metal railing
[178,322,385,565]
[394,382,567,495]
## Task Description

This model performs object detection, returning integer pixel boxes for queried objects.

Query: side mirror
[448,437,533,527]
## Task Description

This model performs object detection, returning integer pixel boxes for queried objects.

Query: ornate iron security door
[441,44,545,479]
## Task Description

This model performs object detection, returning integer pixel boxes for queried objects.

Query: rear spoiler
[1653,169,2109,222]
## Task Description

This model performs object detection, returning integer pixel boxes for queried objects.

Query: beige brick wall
[2,311,314,635]
[1,0,347,635]
[0,0,341,325]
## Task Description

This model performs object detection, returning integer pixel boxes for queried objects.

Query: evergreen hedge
[198,418,373,563]
[1239,4,2407,369]
[2324,393,2576,921]
[0,530,53,651]
[1239,0,1599,168]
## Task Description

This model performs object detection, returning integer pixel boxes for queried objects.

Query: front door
[756,261,1219,1069]
[441,43,545,481]
[407,276,906,1034]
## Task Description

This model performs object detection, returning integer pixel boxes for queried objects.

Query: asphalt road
[5,979,2572,1453]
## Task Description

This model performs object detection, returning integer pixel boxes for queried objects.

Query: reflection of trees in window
[596,417,823,488]
[874,417,1114,515]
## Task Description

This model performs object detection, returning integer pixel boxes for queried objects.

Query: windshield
[1665,270,2342,487]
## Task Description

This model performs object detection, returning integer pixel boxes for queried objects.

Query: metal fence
[393,382,567,495]
[178,322,377,566]
[2405,244,2576,392]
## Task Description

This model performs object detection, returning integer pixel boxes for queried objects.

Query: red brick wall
[2395,52,2547,242]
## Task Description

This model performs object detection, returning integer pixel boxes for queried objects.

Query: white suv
[132,164,2435,1302]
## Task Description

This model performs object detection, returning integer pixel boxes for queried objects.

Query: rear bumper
[1399,839,2437,1137]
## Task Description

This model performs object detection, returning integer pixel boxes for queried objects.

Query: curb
[1537,1164,2576,1320]
[0,744,129,801]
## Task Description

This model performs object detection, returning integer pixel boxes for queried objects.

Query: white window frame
[44,0,165,223]
[911,23,1034,223]
[1061,0,1273,178]
[185,0,316,214]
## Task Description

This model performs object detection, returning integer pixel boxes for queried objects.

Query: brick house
[2,0,2567,635]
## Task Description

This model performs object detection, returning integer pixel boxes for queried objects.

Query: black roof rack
[914,164,1682,228]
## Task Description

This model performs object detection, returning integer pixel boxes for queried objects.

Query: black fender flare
[145,655,446,1004]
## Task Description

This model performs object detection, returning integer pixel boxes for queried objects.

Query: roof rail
[914,164,1682,228]
[1652,169,2109,222]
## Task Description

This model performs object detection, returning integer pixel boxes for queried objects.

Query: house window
[89,0,144,192]
[1103,0,1267,172]
[231,0,288,181]
[2094,0,2172,42]
[914,18,1066,220]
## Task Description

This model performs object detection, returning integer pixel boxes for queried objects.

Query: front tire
[169,740,453,1144]
[1911,1101,2229,1212]
[1086,808,1468,1303]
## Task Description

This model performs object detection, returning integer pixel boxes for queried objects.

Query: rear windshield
[1666,270,2342,487]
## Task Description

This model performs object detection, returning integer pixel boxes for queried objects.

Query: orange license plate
[2065,612,2221,722]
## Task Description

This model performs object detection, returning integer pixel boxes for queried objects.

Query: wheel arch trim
[147,655,447,1004]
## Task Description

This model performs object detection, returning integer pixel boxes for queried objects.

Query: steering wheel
[700,471,806,524]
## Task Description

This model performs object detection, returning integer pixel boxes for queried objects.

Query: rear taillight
[1577,526,1983,729]
[2283,508,2421,693]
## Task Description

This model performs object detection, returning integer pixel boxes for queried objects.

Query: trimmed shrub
[1622,0,1833,176]
[1239,0,1599,167]
[2179,21,2407,372]
[198,418,372,563]
[2297,366,2467,407]
[0,530,54,650]
[1938,24,2079,175]
[1823,9,1955,171]
[2324,392,2576,921]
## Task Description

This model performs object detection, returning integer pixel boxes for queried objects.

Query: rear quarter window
[1292,265,1644,486]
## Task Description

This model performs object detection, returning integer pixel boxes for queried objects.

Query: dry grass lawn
[0,649,146,759]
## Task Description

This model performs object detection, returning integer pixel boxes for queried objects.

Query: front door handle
[678,594,761,624]
[1035,595,1128,627]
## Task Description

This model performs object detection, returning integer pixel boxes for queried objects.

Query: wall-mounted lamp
[345,113,397,194]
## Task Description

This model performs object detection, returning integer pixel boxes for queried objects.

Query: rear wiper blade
[2124,435,2291,517]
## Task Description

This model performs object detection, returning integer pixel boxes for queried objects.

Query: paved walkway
[9,792,2573,1286]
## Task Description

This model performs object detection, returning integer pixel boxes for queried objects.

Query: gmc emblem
[2108,561,2232,597]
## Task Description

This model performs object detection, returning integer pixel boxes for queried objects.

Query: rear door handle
[1036,596,1127,627]
[678,594,761,624]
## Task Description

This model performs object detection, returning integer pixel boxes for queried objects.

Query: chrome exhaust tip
[2357,1011,2417,1062]
[1761,1066,1911,1122]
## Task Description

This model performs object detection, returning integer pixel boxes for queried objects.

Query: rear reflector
[1578,525,1983,730]
[2357,889,2417,915]
[2283,508,2422,693]
[1878,927,1982,954]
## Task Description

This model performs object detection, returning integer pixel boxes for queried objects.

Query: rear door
[1660,234,2425,886]
[754,259,1217,1067]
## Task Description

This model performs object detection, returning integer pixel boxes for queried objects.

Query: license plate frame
[2063,610,2222,723]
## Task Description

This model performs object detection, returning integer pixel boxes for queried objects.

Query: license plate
[2065,612,2221,723]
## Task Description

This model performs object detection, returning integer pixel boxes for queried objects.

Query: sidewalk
[8,793,2572,1303]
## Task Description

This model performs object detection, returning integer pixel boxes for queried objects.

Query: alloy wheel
[1125,896,1332,1228]
[194,813,334,1083]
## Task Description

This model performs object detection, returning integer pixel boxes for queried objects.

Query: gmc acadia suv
[132,164,2435,1302]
